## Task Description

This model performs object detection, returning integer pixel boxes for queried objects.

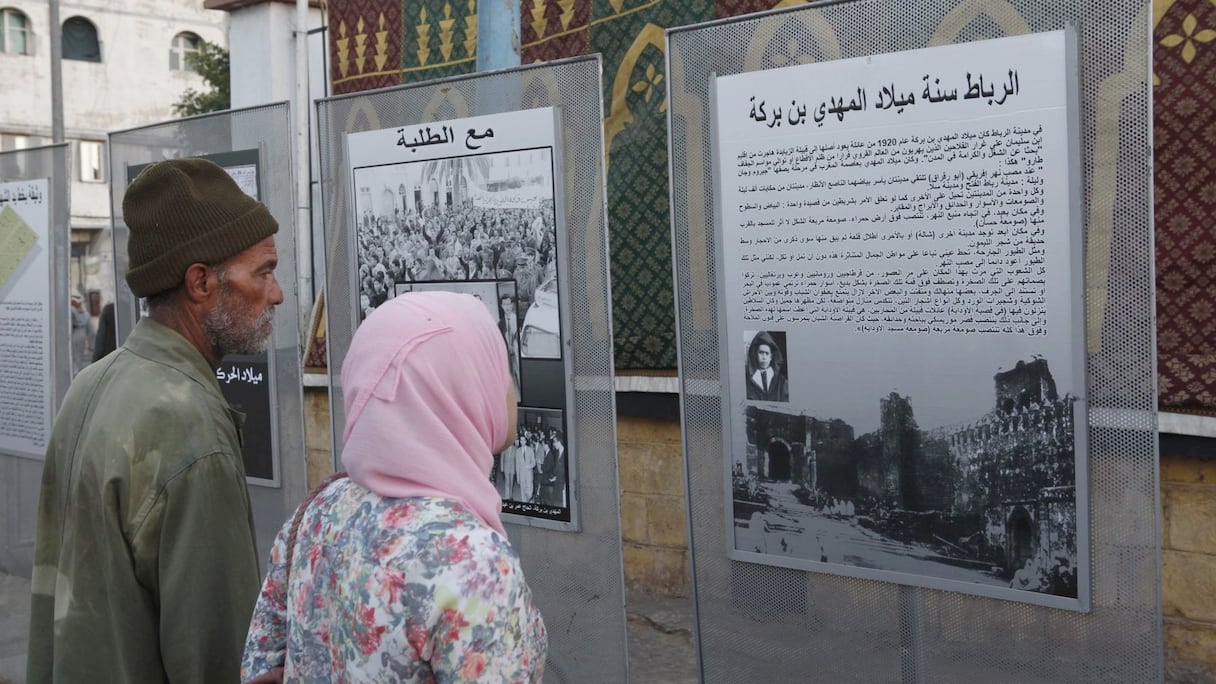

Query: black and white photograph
[493,407,570,522]
[350,146,560,363]
[744,330,789,402]
[733,355,1081,599]
[397,280,522,398]
[347,109,578,531]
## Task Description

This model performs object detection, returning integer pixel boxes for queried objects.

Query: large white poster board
[0,179,52,459]
[346,108,578,530]
[715,30,1089,609]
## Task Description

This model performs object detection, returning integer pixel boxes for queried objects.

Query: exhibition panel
[668,2,1159,681]
[317,56,627,682]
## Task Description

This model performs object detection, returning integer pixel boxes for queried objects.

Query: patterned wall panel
[521,0,591,63]
[329,0,478,95]
[325,0,1216,390]
[1154,0,1216,413]
[327,0,800,368]
[522,0,799,368]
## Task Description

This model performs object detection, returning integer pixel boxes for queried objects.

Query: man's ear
[181,263,218,304]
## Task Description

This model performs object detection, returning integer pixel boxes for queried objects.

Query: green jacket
[28,318,261,683]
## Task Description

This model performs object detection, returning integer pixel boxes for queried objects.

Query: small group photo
[493,407,568,511]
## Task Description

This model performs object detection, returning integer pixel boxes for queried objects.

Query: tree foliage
[172,39,230,117]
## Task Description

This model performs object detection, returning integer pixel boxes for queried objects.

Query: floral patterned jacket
[242,477,547,683]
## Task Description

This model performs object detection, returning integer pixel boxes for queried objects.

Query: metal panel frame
[316,55,627,682]
[667,2,1160,681]
[0,143,70,575]
[341,106,581,532]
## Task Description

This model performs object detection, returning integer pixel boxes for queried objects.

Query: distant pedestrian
[91,301,117,362]
[68,294,91,375]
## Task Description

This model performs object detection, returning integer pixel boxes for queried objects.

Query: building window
[62,17,100,62]
[5,133,30,151]
[79,140,104,182]
[1,133,31,175]
[170,32,200,72]
[0,8,30,55]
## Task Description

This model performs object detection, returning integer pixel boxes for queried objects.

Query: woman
[242,291,546,683]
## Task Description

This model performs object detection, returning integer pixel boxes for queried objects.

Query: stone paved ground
[0,573,29,684]
[0,573,696,684]
[627,590,697,684]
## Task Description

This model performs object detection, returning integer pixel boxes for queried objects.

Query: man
[745,331,789,402]
[538,433,566,508]
[514,251,541,312]
[28,158,283,683]
[515,431,536,502]
[499,291,521,393]
[501,435,519,500]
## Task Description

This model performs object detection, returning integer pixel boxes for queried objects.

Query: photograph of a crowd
[493,407,570,521]
[350,133,575,526]
[734,356,1084,602]
[352,146,561,360]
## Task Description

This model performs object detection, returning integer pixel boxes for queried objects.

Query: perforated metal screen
[0,143,70,576]
[316,56,626,682]
[667,2,1161,682]
[107,103,309,565]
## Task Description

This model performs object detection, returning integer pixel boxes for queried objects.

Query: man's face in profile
[203,236,283,357]
[756,343,772,370]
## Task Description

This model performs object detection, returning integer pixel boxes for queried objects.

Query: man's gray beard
[203,284,275,357]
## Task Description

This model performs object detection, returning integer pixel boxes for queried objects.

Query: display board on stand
[345,108,577,528]
[668,2,1160,681]
[317,55,626,682]
[0,144,71,576]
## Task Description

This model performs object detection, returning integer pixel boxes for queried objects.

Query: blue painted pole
[477,0,522,71]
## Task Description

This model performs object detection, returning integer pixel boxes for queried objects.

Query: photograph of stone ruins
[733,357,1081,598]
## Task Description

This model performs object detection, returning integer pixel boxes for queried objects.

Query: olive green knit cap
[123,158,278,297]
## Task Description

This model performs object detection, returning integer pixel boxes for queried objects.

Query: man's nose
[269,275,285,306]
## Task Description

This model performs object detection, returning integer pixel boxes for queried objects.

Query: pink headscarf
[340,291,513,535]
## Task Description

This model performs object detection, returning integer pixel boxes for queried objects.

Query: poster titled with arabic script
[715,30,1090,610]
[346,108,577,530]
[0,179,52,459]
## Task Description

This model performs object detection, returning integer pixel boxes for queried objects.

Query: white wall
[229,2,317,109]
[0,0,229,306]
[0,0,226,135]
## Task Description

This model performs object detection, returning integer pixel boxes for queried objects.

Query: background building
[0,0,228,316]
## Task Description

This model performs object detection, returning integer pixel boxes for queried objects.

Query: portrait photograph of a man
[744,330,789,402]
